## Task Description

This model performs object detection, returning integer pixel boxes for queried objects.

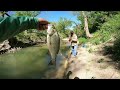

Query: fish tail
[48,59,56,65]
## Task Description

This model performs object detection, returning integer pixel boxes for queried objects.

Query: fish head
[47,24,56,35]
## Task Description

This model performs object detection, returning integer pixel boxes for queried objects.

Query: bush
[89,13,120,45]
[78,37,88,44]
[14,30,47,43]
[112,35,120,60]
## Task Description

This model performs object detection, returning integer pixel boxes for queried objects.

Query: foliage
[78,37,88,44]
[72,11,120,37]
[55,17,73,38]
[72,22,83,38]
[89,13,120,45]
[112,37,120,60]
[88,11,120,33]
[15,11,40,17]
[13,11,42,43]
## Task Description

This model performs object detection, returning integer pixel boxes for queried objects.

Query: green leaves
[55,17,73,37]
[89,13,120,45]
[13,11,42,43]
[15,11,41,17]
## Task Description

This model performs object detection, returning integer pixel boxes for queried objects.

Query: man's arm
[0,16,49,42]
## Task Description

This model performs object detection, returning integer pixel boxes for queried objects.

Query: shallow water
[0,44,69,79]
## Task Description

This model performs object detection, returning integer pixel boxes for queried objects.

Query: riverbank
[1,37,120,79]
[65,41,120,79]
[0,39,46,55]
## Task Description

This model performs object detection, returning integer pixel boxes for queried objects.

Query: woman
[69,31,78,57]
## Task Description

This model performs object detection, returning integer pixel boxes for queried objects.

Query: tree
[82,11,93,38]
[87,11,120,33]
[72,22,81,38]
[13,11,41,42]
[73,11,93,38]
[73,11,120,38]
[15,11,40,17]
[55,17,73,37]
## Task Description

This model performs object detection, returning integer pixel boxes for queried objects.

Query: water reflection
[0,44,69,79]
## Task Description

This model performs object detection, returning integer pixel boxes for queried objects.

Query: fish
[47,24,60,65]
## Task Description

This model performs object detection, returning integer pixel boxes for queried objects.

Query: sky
[8,11,80,29]
[36,11,79,23]
[36,11,80,29]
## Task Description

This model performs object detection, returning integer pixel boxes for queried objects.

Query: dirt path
[42,38,120,79]
[66,42,120,79]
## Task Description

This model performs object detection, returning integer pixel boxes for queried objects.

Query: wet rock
[0,40,11,51]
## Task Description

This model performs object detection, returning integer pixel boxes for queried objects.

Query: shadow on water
[0,43,70,79]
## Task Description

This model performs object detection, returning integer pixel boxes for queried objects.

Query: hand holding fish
[38,18,50,30]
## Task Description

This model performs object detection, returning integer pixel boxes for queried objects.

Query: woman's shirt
[69,33,78,46]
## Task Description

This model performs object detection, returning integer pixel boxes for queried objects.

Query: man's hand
[38,18,50,30]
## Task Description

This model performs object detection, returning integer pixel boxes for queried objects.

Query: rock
[0,40,11,51]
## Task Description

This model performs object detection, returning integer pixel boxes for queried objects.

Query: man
[0,16,49,42]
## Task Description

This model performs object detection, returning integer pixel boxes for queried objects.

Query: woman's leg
[74,45,78,56]
[71,46,74,56]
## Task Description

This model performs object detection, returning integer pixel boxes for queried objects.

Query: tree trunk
[82,11,93,38]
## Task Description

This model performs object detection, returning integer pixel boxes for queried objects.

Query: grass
[78,37,88,45]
